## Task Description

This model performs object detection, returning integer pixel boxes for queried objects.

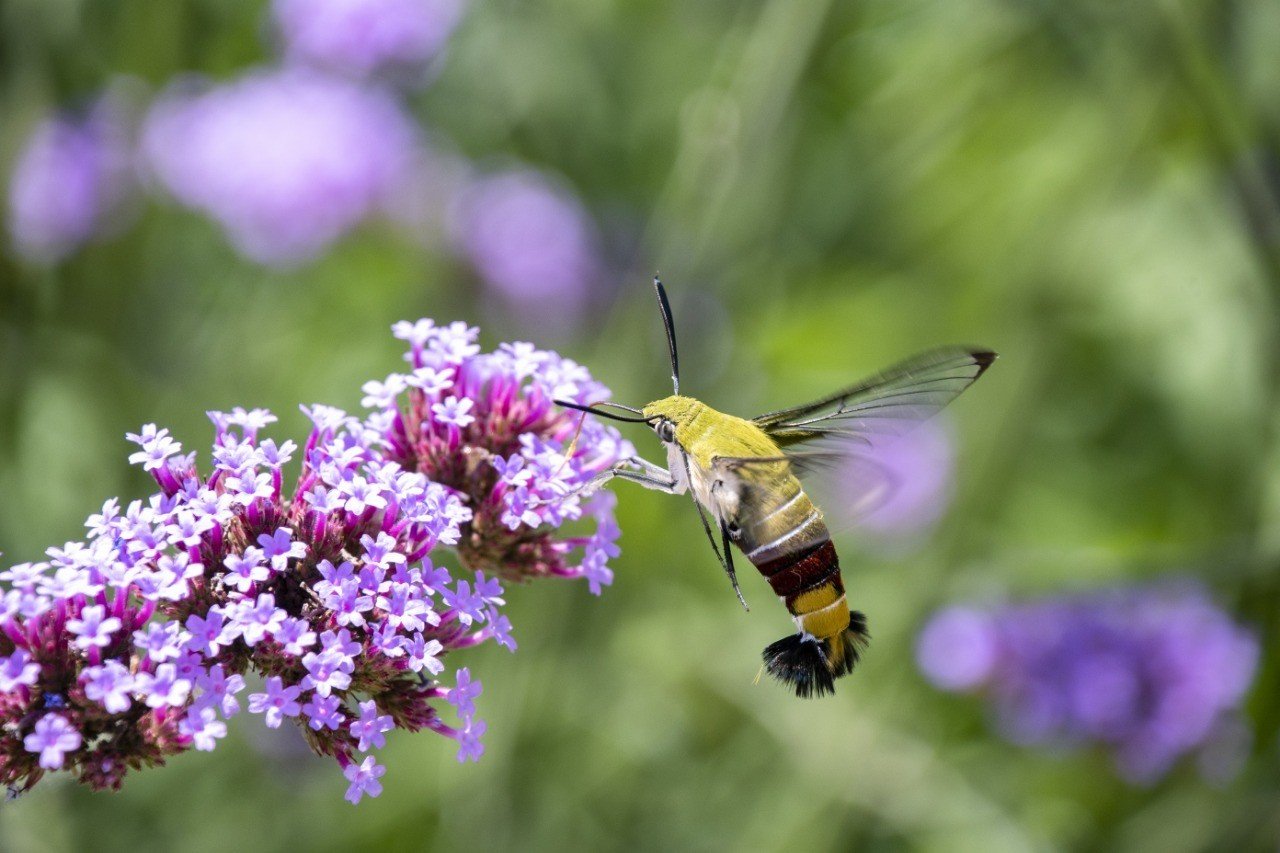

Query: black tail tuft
[762,634,835,698]
[832,610,871,677]
[761,611,871,699]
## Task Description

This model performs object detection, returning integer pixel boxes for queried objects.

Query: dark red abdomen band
[754,539,842,600]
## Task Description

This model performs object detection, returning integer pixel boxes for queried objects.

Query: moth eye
[658,421,675,442]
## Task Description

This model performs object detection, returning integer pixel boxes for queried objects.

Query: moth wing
[731,347,992,533]
[715,450,898,525]
[751,347,995,443]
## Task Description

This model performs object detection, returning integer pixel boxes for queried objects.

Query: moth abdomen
[745,504,869,697]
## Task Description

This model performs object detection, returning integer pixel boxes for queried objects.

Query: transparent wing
[715,452,899,525]
[737,347,992,534]
[752,347,996,446]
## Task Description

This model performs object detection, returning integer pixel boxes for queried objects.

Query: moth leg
[614,467,681,493]
[532,456,681,506]
[681,451,749,612]
[626,455,685,490]
[720,519,748,611]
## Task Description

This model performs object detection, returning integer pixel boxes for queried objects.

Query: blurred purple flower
[274,0,466,77]
[141,69,419,265]
[851,417,954,543]
[917,583,1258,784]
[450,169,602,321]
[8,101,131,261]
[915,605,997,691]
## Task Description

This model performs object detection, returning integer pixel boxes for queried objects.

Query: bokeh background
[3,0,1280,849]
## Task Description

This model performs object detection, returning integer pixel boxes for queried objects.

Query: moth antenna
[554,399,654,424]
[590,401,646,416]
[653,275,680,395]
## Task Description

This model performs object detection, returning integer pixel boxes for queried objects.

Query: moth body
[643,395,865,696]
[553,278,994,698]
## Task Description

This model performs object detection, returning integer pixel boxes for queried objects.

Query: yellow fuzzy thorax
[642,395,783,470]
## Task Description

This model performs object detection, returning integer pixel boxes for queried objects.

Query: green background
[2,0,1280,849]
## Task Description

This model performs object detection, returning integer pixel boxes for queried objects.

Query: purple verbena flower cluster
[916,583,1258,783]
[0,321,628,802]
[372,320,631,587]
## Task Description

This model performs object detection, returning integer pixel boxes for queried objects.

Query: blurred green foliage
[3,0,1280,850]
